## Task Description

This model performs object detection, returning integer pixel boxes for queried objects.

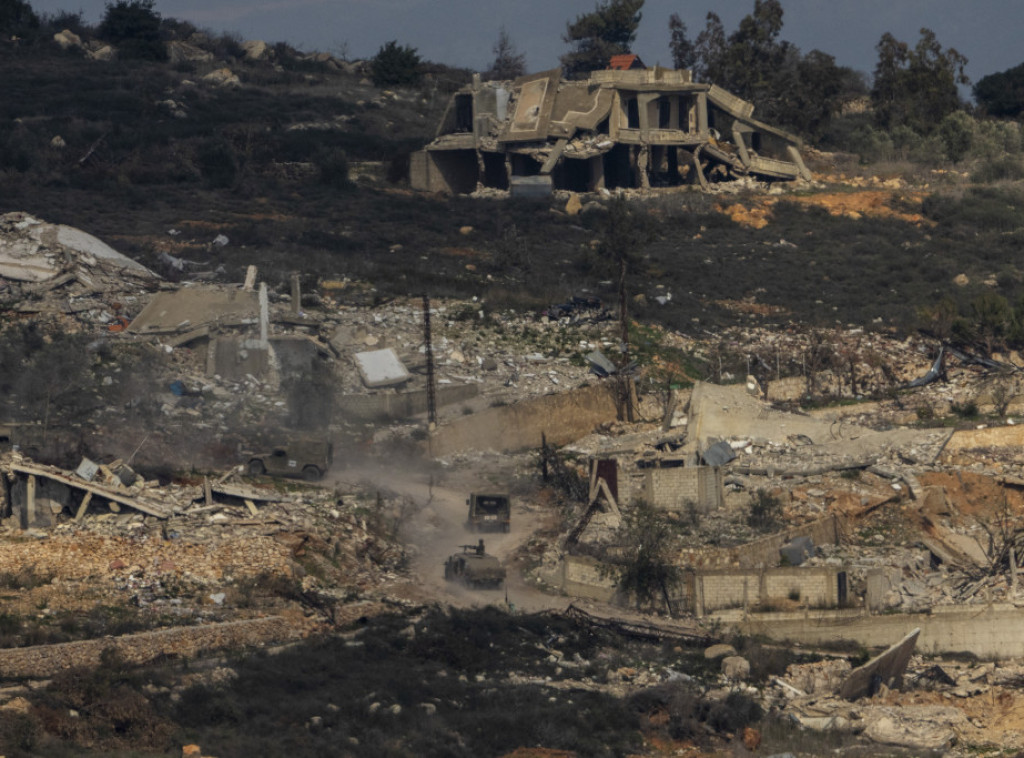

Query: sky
[26,0,1024,97]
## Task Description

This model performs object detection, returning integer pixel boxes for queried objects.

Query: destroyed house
[411,67,812,196]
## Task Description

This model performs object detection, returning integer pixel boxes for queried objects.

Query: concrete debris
[839,627,920,700]
[354,348,411,388]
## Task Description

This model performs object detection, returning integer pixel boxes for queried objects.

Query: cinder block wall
[642,466,723,512]
[429,383,618,456]
[679,514,843,569]
[556,555,839,615]
[338,384,479,422]
[694,567,839,614]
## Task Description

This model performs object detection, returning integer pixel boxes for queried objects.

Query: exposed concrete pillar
[637,145,651,189]
[290,274,301,316]
[697,92,709,137]
[590,156,605,191]
[258,282,269,349]
[26,474,35,529]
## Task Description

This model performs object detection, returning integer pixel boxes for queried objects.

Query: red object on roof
[608,54,645,70]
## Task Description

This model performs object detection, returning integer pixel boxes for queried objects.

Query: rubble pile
[0,211,158,329]
[0,451,409,630]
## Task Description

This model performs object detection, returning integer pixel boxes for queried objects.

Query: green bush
[370,40,422,88]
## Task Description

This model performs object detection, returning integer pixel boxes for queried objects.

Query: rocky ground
[8,210,1024,755]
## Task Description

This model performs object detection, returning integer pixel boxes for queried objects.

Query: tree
[485,26,525,80]
[871,28,968,133]
[370,40,422,88]
[974,61,1024,118]
[0,0,39,38]
[98,0,167,60]
[681,1,861,138]
[692,11,726,83]
[667,13,695,71]
[615,501,682,613]
[938,110,974,162]
[560,0,643,79]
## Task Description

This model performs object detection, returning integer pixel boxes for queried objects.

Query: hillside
[7,26,1024,758]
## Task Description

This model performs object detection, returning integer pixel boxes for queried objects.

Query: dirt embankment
[721,189,930,229]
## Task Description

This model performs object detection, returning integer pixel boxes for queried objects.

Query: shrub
[747,489,782,530]
[951,399,979,419]
[938,111,974,163]
[371,40,422,88]
[196,137,238,188]
[316,148,351,189]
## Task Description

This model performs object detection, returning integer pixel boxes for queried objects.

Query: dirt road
[330,458,564,613]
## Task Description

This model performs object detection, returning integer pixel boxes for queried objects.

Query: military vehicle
[466,492,511,532]
[443,540,506,589]
[245,439,333,481]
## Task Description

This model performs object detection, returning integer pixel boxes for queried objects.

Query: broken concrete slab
[0,212,155,282]
[128,287,259,334]
[354,348,411,388]
[838,627,920,700]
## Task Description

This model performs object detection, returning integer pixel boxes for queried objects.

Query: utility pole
[422,294,437,427]
[618,254,634,422]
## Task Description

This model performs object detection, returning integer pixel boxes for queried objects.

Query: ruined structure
[411,66,812,196]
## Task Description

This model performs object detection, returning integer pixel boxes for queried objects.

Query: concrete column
[26,474,35,528]
[258,282,269,349]
[290,274,301,316]
[697,93,709,137]
[590,156,605,191]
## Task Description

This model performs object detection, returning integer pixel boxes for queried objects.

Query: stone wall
[428,383,618,457]
[0,617,303,678]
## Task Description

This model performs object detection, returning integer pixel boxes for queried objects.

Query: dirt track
[330,458,565,613]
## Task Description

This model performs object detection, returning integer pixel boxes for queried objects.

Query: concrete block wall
[561,554,619,602]
[695,567,839,614]
[642,466,723,513]
[429,383,618,456]
[556,554,839,615]
[766,375,807,402]
[338,384,479,422]
[734,605,1024,660]
[680,514,843,569]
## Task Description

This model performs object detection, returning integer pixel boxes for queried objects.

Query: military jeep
[246,439,333,482]
[443,540,506,589]
[466,492,511,533]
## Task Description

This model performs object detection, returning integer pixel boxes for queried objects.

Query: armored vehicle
[466,492,510,532]
[246,439,333,481]
[444,540,506,589]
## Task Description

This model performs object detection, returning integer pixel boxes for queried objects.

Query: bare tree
[485,26,526,80]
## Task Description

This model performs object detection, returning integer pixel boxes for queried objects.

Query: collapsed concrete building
[411,66,812,196]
